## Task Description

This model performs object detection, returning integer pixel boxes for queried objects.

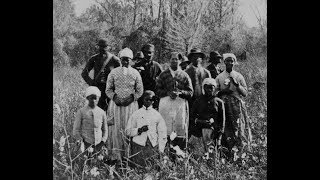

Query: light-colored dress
[156,68,193,138]
[105,66,143,160]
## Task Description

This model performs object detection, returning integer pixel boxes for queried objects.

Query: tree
[162,0,209,55]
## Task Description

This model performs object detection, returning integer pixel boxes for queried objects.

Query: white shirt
[125,106,167,152]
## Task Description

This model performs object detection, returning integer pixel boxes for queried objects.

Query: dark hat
[187,48,206,59]
[135,51,144,59]
[97,38,108,47]
[180,56,190,64]
[210,51,222,58]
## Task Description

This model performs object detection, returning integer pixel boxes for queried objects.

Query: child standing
[125,90,167,169]
[73,86,108,154]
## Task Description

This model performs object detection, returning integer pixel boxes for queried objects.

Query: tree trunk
[219,0,222,28]
[132,0,137,29]
[158,0,162,23]
[150,0,153,19]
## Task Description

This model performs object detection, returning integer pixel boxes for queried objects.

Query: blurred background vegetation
[53,0,266,67]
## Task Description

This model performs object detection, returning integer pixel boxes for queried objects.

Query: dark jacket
[156,69,193,100]
[190,95,224,137]
[133,60,163,92]
[81,52,121,86]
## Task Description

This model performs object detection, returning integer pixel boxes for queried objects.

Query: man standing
[81,38,121,111]
[133,44,163,109]
[207,51,223,78]
[185,48,211,138]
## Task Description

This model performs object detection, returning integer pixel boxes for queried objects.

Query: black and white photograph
[53,0,267,179]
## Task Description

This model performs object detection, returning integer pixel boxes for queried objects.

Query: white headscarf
[118,47,133,59]
[202,78,217,95]
[223,53,238,65]
[85,86,101,97]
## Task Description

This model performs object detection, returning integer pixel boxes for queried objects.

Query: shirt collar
[168,67,181,77]
[142,105,153,110]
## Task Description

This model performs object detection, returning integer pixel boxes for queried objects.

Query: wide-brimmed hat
[210,51,222,59]
[187,48,206,59]
[180,56,190,65]
[97,38,108,47]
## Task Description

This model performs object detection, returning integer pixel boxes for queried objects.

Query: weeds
[53,54,267,179]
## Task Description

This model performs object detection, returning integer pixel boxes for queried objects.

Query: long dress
[215,70,252,154]
[105,66,143,161]
[156,68,193,154]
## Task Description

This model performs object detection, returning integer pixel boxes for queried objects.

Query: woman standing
[215,53,252,159]
[156,52,193,152]
[105,48,144,163]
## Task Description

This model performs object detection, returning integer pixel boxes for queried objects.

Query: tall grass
[53,54,267,180]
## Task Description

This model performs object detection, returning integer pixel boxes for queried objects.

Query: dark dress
[190,95,224,141]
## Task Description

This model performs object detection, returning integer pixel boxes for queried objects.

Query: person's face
[170,54,181,70]
[142,48,154,62]
[87,94,99,108]
[204,84,216,97]
[190,54,202,66]
[224,57,235,72]
[99,46,108,54]
[143,94,154,108]
[121,57,131,67]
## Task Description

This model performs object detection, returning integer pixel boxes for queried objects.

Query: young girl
[73,86,108,154]
[125,90,167,169]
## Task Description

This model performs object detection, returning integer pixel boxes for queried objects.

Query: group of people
[73,38,252,170]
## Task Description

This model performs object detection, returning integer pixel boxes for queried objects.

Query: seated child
[125,90,167,169]
[73,86,108,155]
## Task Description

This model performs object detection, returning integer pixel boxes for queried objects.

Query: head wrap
[119,48,133,59]
[85,86,101,98]
[202,78,217,95]
[223,53,238,65]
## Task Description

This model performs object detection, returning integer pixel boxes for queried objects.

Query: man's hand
[138,125,149,135]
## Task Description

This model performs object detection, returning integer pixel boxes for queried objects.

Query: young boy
[73,86,108,154]
[125,90,167,169]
